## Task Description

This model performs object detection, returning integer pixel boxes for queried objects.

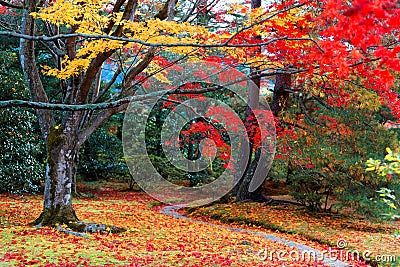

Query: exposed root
[236,195,304,207]
[32,207,126,235]
[34,221,126,235]
[56,225,89,237]
[67,222,126,234]
[31,206,79,227]
[236,194,273,204]
[268,199,304,206]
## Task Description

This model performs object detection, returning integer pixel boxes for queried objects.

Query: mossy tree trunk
[33,120,81,226]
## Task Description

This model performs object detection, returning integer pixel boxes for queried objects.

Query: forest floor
[0,181,398,267]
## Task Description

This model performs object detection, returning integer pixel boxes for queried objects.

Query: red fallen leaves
[0,183,375,266]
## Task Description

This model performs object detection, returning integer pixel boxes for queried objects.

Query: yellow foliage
[34,0,210,79]
[354,88,381,111]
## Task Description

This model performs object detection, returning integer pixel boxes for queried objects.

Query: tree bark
[271,73,291,117]
[235,0,268,202]
[14,0,189,231]
[33,124,80,226]
[20,0,54,139]
[33,119,126,234]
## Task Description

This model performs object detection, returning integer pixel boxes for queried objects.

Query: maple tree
[235,0,267,202]
[0,0,398,230]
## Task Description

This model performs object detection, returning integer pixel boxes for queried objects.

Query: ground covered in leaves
[185,202,400,267]
[0,182,398,266]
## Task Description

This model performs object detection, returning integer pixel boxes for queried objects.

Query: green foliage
[366,147,400,176]
[0,51,45,194]
[376,187,399,220]
[148,155,188,182]
[78,113,129,181]
[271,99,400,216]
[366,149,400,220]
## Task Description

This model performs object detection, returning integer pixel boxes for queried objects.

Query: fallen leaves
[186,201,400,266]
[0,183,396,266]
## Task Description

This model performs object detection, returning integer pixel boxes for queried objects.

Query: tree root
[56,225,89,238]
[268,199,304,206]
[32,207,126,235]
[236,195,304,207]
[67,221,126,234]
[34,221,126,235]
[236,194,273,204]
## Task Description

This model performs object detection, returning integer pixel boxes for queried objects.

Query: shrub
[78,113,130,181]
[365,148,400,220]
[0,51,45,194]
[271,103,400,216]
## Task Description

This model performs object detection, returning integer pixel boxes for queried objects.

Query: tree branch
[77,102,128,145]
[0,98,132,111]
[94,68,122,102]
[0,69,294,111]
[77,0,138,105]
[0,31,319,48]
[154,0,171,20]
[121,48,155,94]
[0,0,22,9]
[19,0,54,138]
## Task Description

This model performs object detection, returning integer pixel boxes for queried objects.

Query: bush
[365,148,400,220]
[271,102,400,216]
[0,51,45,194]
[78,113,130,181]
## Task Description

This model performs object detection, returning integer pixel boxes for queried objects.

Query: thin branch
[77,102,128,145]
[94,67,122,102]
[0,31,319,48]
[121,48,155,95]
[280,119,307,130]
[0,69,296,111]
[298,97,316,124]
[312,94,331,109]
[38,40,66,57]
[181,0,200,22]
[0,0,22,9]
[121,47,200,95]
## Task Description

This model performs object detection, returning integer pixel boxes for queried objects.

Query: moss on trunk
[32,206,126,233]
[32,205,79,227]
[35,123,126,234]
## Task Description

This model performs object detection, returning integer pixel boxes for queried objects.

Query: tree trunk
[236,150,261,201]
[33,125,80,227]
[234,0,269,202]
[33,123,126,233]
[271,73,291,117]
